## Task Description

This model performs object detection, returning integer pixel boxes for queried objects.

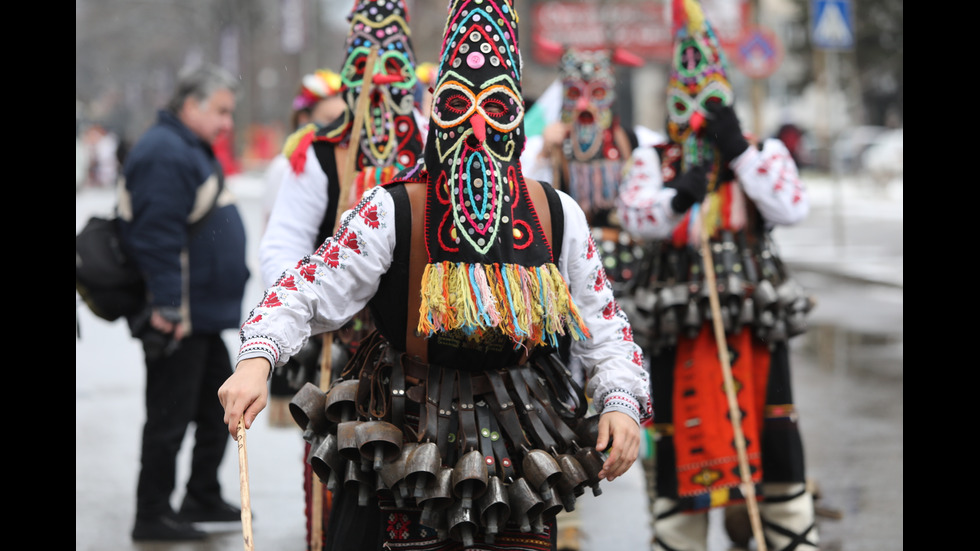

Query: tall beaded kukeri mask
[320,0,423,178]
[415,0,589,351]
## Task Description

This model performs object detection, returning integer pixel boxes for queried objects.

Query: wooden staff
[237,417,255,551]
[310,44,381,551]
[698,221,767,551]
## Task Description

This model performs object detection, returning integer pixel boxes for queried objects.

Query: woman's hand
[595,410,641,482]
[217,358,272,436]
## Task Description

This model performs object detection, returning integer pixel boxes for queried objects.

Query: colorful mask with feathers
[666,0,734,173]
[318,0,423,185]
[414,0,589,352]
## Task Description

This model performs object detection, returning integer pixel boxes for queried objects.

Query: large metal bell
[355,420,403,471]
[343,458,374,506]
[736,296,756,333]
[405,442,441,499]
[507,477,544,533]
[306,433,323,464]
[336,420,364,463]
[379,442,417,507]
[769,317,788,342]
[418,467,453,528]
[477,475,510,541]
[522,449,561,502]
[682,297,702,338]
[448,500,478,548]
[555,453,588,511]
[288,382,329,433]
[658,284,687,310]
[659,307,679,341]
[324,379,360,423]
[725,273,745,302]
[310,432,345,493]
[753,279,779,314]
[452,450,489,509]
[536,489,564,533]
[573,444,605,496]
[573,415,600,447]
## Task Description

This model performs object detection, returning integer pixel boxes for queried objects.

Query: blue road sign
[811,0,854,50]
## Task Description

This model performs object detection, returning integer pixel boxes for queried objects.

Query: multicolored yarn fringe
[417,261,591,349]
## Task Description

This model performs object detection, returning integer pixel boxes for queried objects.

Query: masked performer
[523,43,649,299]
[220,0,652,549]
[615,1,818,550]
[258,0,425,547]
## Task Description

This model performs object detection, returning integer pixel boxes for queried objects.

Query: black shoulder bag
[76,168,225,322]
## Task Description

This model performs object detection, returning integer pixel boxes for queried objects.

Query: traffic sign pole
[811,0,854,250]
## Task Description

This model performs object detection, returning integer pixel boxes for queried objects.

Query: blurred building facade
[76,0,901,172]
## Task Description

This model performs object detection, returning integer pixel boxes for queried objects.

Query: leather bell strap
[508,366,558,452]
[457,371,479,453]
[519,367,581,450]
[476,399,516,481]
[353,332,390,419]
[401,358,494,396]
[389,347,406,429]
[484,370,531,452]
[423,363,441,444]
[437,367,457,461]
[537,354,587,420]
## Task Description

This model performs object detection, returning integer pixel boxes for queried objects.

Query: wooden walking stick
[237,416,255,551]
[310,44,381,551]
[698,217,768,551]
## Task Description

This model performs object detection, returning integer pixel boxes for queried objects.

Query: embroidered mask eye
[380,51,417,91]
[477,85,522,132]
[342,47,371,89]
[432,83,476,128]
[667,76,732,129]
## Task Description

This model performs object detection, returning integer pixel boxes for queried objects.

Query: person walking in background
[118,62,250,542]
[218,0,651,549]
[615,1,819,549]
[259,1,426,547]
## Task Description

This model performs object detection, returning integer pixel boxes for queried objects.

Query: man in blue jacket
[119,63,250,542]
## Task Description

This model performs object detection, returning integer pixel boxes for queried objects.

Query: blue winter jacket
[119,109,250,333]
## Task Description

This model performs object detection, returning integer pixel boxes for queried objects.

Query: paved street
[76,169,902,551]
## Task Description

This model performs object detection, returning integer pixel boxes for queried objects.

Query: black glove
[670,163,709,213]
[704,102,750,165]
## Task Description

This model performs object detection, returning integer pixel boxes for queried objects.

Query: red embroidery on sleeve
[263,293,282,308]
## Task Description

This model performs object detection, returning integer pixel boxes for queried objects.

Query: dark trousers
[135,333,233,518]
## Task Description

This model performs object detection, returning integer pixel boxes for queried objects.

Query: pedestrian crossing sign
[811,0,854,50]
